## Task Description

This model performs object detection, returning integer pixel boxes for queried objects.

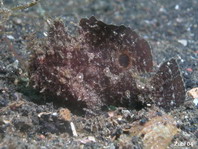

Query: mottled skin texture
[29,17,185,111]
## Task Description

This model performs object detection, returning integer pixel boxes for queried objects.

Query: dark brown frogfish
[29,16,185,111]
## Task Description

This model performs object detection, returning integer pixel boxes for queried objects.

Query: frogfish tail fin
[151,58,186,111]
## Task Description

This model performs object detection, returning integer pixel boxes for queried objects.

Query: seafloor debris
[29,16,185,111]
[58,108,71,121]
[187,87,198,99]
[123,109,179,149]
[187,87,198,107]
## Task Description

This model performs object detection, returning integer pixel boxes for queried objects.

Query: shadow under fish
[29,16,186,112]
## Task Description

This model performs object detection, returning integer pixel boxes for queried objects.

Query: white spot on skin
[77,73,84,82]
[171,85,175,90]
[143,60,146,66]
[87,52,95,62]
[113,31,118,35]
[172,93,175,99]
[89,24,98,28]
[77,98,82,101]
[120,33,125,37]
[125,90,131,98]
[168,68,172,74]
[103,67,110,76]
[103,67,119,84]
[67,52,72,59]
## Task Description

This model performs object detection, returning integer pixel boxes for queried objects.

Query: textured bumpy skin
[29,16,185,111]
[151,59,186,110]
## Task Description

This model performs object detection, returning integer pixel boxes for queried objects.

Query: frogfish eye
[119,53,130,68]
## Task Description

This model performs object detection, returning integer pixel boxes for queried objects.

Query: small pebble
[6,35,15,40]
[193,98,198,106]
[175,5,179,10]
[186,68,193,72]
[58,108,71,121]
[178,39,188,46]
[187,88,198,99]
[87,136,96,142]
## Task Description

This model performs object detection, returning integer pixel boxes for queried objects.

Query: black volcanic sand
[0,0,197,148]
